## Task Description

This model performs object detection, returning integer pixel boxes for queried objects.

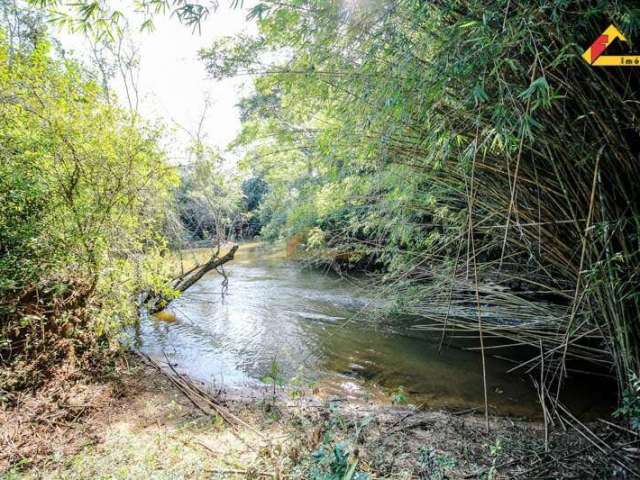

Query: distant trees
[171,156,243,245]
[240,176,269,237]
[168,167,270,244]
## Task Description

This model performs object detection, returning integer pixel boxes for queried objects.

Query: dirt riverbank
[1,354,633,479]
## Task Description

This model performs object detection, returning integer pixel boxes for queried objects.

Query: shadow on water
[137,241,615,419]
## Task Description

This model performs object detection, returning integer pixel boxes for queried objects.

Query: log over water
[143,244,239,313]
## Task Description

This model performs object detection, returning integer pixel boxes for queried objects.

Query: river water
[137,242,610,418]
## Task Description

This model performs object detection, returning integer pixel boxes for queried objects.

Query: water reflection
[138,242,609,418]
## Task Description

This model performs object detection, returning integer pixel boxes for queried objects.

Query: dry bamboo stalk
[466,126,489,432]
[556,149,603,396]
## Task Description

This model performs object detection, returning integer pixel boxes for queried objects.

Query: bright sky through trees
[56,1,256,164]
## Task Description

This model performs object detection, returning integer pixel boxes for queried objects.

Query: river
[137,242,611,418]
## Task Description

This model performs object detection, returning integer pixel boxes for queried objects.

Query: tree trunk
[144,244,239,313]
[172,244,238,293]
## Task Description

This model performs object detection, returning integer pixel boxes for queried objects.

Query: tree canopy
[203,0,640,397]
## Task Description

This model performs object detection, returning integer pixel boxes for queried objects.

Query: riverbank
[2,353,632,479]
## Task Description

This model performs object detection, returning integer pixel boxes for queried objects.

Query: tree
[0,30,176,389]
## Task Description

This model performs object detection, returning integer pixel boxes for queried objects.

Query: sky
[56,2,257,165]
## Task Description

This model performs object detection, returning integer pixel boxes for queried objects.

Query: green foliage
[242,176,269,212]
[390,386,408,406]
[239,175,269,236]
[261,356,286,399]
[483,438,503,480]
[298,404,370,480]
[415,447,456,480]
[25,0,213,37]
[0,30,176,388]
[204,0,640,401]
[614,373,640,431]
[171,153,243,245]
[308,442,367,480]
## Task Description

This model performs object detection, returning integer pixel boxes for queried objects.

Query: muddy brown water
[136,242,613,419]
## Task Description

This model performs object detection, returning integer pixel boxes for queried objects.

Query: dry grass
[4,355,637,479]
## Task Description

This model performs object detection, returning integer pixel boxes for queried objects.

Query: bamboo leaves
[203,0,640,402]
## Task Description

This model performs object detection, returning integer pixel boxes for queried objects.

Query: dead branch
[142,244,238,313]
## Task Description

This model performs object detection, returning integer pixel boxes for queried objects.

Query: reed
[207,0,640,414]
[381,0,640,404]
[292,0,640,405]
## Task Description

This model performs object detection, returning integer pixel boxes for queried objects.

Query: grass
[35,419,222,479]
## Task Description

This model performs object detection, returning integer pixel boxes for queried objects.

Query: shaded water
[137,242,610,418]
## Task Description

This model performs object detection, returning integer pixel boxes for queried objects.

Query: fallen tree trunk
[172,244,238,293]
[143,244,239,313]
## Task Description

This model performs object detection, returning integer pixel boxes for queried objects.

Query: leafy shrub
[614,374,640,431]
[0,32,176,389]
